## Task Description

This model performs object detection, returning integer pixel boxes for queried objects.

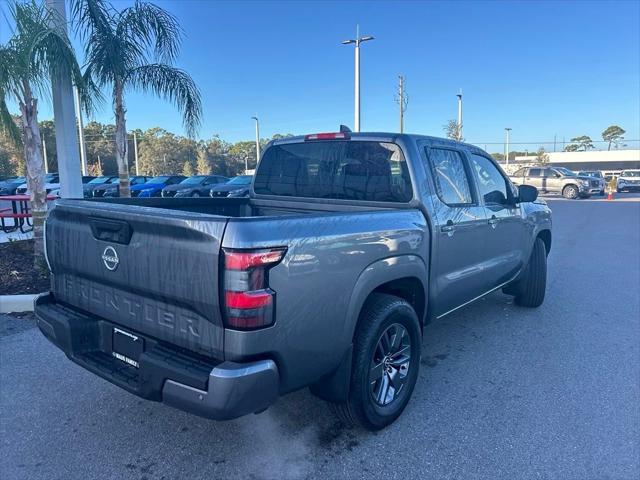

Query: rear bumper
[34,294,279,421]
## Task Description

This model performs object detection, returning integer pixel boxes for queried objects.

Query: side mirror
[516,184,538,203]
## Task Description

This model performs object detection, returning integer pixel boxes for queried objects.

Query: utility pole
[42,137,48,174]
[73,86,87,175]
[395,76,408,133]
[456,89,463,141]
[553,134,557,152]
[505,127,512,165]
[46,0,83,197]
[342,25,374,132]
[251,116,260,171]
[133,132,139,175]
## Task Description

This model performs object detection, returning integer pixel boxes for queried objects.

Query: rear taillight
[222,247,286,330]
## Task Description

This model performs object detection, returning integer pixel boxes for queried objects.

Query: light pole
[456,90,463,141]
[342,25,374,132]
[505,128,512,165]
[251,116,260,172]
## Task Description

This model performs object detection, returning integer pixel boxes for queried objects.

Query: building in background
[501,150,640,174]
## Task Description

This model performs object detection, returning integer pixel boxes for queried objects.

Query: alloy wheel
[369,323,412,406]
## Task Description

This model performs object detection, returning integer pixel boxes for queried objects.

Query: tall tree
[601,125,625,151]
[565,135,594,152]
[0,1,88,263]
[195,147,210,175]
[73,0,202,196]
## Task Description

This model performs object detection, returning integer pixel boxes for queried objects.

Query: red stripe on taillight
[224,248,286,270]
[304,132,350,141]
[225,290,273,309]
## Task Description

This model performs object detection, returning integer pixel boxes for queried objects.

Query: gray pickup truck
[35,132,552,430]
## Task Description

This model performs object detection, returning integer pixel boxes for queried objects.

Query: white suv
[617,169,640,193]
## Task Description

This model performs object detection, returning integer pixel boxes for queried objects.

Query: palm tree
[73,0,202,197]
[0,1,88,262]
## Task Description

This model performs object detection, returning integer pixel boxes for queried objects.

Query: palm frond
[116,1,181,64]
[127,63,201,137]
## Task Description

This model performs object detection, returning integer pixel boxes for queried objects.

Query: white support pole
[74,86,87,175]
[46,0,83,197]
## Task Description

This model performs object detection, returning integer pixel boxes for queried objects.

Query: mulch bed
[0,240,50,295]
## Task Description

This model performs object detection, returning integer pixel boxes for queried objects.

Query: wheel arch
[345,256,428,342]
[537,229,551,255]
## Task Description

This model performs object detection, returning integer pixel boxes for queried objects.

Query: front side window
[469,154,509,205]
[427,148,473,205]
[254,141,412,202]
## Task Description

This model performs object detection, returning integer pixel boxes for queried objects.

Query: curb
[0,294,42,313]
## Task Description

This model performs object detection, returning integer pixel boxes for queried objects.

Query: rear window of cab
[254,140,413,202]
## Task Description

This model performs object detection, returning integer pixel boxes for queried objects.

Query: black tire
[562,184,579,199]
[192,192,201,197]
[514,238,547,308]
[332,293,421,431]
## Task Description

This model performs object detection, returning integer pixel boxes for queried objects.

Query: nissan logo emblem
[101,246,119,271]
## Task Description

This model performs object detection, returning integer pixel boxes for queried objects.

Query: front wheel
[513,238,547,308]
[562,184,579,199]
[332,294,421,431]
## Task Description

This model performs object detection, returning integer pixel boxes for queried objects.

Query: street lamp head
[251,116,258,121]
[341,39,356,45]
[360,35,374,42]
[505,127,512,131]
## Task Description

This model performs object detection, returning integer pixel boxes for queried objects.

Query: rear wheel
[332,294,421,431]
[192,192,201,197]
[562,184,579,199]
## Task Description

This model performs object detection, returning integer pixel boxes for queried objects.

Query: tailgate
[46,200,227,358]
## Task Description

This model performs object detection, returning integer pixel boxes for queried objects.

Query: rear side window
[427,148,473,205]
[528,168,542,177]
[254,141,413,202]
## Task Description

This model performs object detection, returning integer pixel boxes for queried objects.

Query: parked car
[0,175,17,182]
[83,176,118,197]
[616,169,640,192]
[92,176,150,197]
[577,170,606,195]
[35,132,551,430]
[209,175,253,198]
[510,166,600,199]
[15,173,60,195]
[0,176,26,195]
[161,175,229,197]
[131,175,185,197]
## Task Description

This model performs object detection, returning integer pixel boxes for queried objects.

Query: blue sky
[2,0,639,150]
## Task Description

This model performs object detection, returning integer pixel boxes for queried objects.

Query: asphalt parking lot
[1,194,639,480]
